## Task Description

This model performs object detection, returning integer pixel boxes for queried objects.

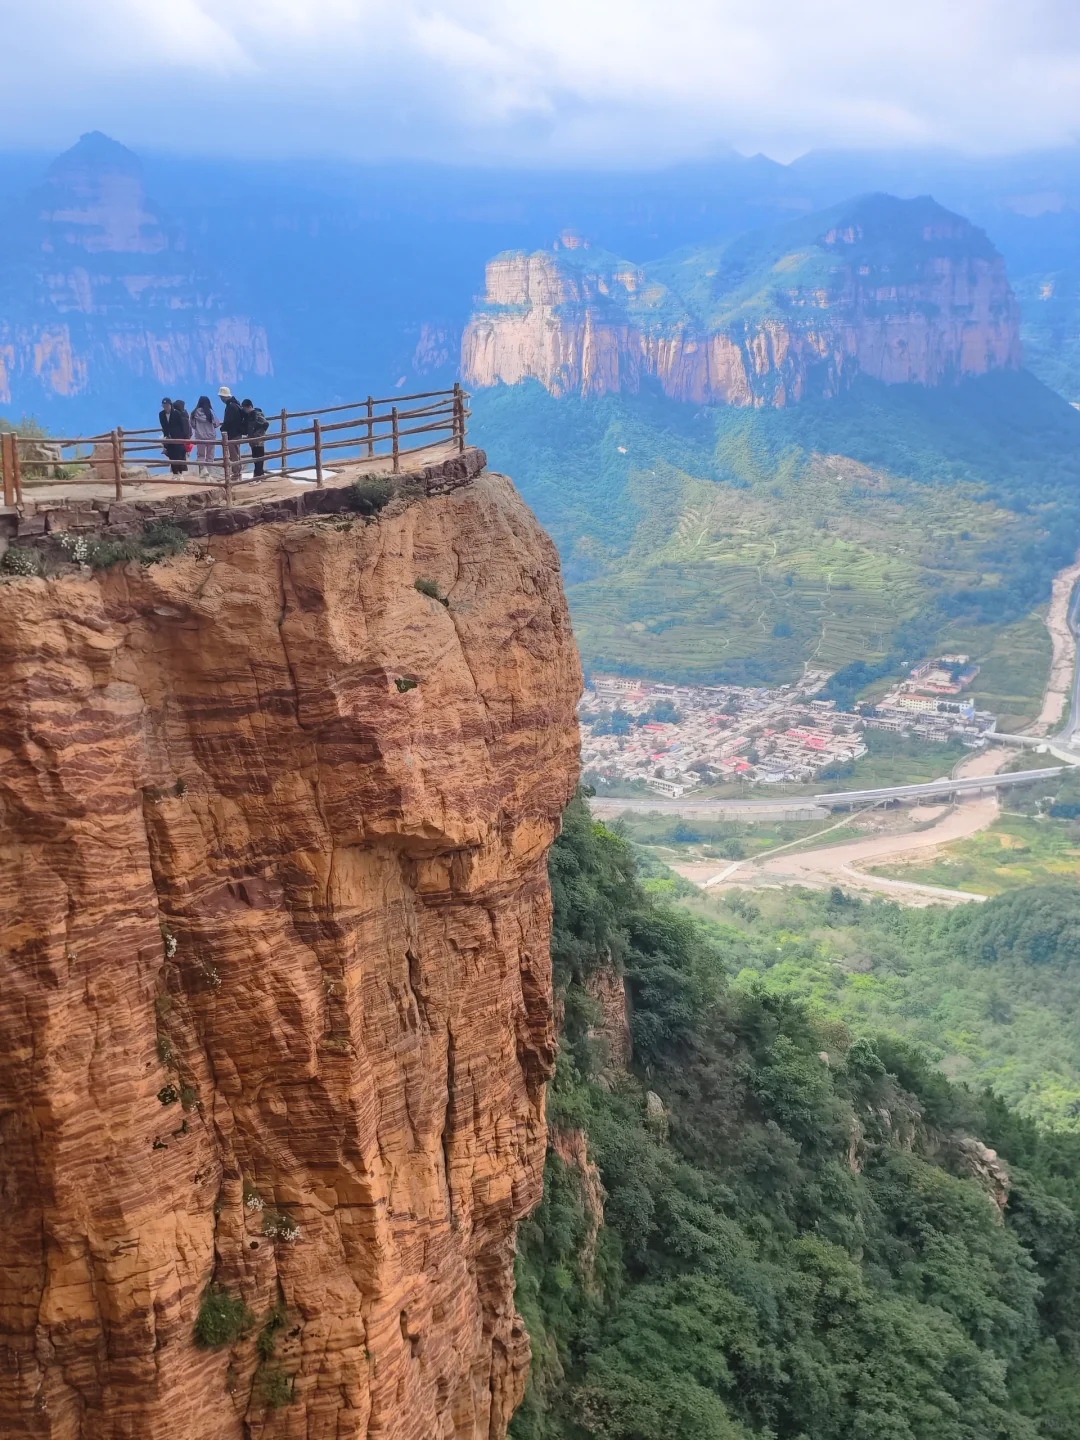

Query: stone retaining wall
[0,448,486,560]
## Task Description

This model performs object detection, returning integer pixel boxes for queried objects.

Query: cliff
[0,132,271,410]
[0,469,582,1438]
[463,197,1023,405]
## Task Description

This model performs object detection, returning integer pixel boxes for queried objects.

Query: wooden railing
[0,385,470,507]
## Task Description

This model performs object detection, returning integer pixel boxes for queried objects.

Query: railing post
[279,408,288,478]
[366,397,374,459]
[313,418,324,489]
[391,407,400,474]
[12,433,24,504]
[1,434,13,508]
[453,382,465,454]
[222,436,233,505]
[112,429,124,501]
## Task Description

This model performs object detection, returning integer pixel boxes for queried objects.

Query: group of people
[159,387,270,479]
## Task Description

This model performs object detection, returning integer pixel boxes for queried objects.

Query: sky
[5,0,1080,165]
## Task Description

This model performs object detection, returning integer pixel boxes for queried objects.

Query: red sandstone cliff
[0,470,581,1437]
[462,199,1023,405]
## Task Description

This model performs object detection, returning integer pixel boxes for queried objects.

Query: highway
[590,764,1066,819]
[1062,574,1080,745]
[812,766,1064,808]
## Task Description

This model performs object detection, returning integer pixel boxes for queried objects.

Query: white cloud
[4,0,1080,161]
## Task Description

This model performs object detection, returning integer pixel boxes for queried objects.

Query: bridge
[812,766,1065,808]
[590,764,1067,823]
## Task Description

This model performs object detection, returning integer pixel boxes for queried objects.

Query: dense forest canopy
[512,795,1080,1440]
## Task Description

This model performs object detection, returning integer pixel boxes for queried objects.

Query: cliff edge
[463,195,1022,405]
[0,470,581,1437]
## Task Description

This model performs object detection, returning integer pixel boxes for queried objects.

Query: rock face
[462,198,1023,406]
[0,132,271,410]
[0,471,581,1438]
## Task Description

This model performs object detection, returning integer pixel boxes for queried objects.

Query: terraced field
[569,455,1024,683]
[471,377,1079,690]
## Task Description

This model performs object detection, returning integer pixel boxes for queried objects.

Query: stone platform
[0,444,485,558]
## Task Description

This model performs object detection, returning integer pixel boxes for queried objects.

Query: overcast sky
[5,0,1080,165]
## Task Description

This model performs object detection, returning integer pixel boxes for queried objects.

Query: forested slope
[472,373,1080,687]
[512,795,1080,1439]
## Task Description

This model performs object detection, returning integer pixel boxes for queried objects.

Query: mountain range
[464,200,1080,687]
[4,133,1080,429]
[463,196,1021,406]
[4,134,1080,699]
[0,132,269,421]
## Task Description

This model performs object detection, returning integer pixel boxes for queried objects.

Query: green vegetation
[347,474,394,514]
[0,546,42,576]
[414,576,449,605]
[5,519,191,576]
[871,813,1080,896]
[810,728,969,793]
[472,370,1079,695]
[257,1304,288,1361]
[944,612,1053,733]
[603,810,857,864]
[194,1288,254,1348]
[513,796,1080,1438]
[675,881,1080,1130]
[258,1366,294,1408]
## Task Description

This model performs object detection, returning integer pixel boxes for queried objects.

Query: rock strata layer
[463,197,1022,405]
[0,470,581,1438]
[0,130,269,407]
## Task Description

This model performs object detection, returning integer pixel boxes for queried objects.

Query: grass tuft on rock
[194,1288,254,1348]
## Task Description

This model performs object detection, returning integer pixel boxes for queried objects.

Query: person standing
[242,398,270,479]
[191,395,219,477]
[219,386,244,479]
[165,398,191,475]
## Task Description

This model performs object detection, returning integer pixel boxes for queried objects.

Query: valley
[5,117,1080,1440]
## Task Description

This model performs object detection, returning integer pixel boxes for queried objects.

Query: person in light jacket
[191,395,219,477]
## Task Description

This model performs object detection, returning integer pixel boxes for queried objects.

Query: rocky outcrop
[0,470,581,1437]
[0,132,270,408]
[549,1130,605,1286]
[463,199,1023,406]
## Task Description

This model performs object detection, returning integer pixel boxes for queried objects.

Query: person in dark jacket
[242,398,270,478]
[165,398,191,474]
[218,386,244,476]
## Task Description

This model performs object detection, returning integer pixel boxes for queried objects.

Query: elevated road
[591,764,1065,819]
[812,766,1064,808]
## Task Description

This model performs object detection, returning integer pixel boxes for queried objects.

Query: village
[581,658,998,797]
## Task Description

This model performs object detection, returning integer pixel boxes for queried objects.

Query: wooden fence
[0,385,470,507]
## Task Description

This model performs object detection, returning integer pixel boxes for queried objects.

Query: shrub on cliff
[347,475,394,515]
[194,1288,254,1348]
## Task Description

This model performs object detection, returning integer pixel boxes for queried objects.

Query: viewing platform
[1,388,472,512]
[0,386,484,556]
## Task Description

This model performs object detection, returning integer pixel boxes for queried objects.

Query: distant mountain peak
[48,131,143,179]
[0,133,271,407]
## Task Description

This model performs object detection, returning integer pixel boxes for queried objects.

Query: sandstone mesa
[0,471,581,1438]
